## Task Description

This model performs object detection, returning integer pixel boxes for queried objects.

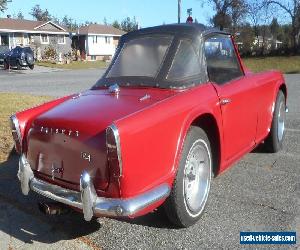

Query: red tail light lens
[10,115,22,153]
[106,125,122,178]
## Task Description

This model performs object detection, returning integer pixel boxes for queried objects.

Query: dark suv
[3,46,35,70]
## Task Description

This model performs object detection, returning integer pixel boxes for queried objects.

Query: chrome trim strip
[109,124,123,177]
[10,115,22,152]
[19,156,170,221]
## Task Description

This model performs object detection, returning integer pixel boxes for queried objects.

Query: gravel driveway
[0,71,299,249]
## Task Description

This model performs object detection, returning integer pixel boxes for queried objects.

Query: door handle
[220,98,231,105]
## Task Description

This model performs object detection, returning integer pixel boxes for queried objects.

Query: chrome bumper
[18,155,170,221]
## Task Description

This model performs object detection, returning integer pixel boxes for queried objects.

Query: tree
[211,11,232,29]
[17,11,24,19]
[103,17,108,25]
[265,0,300,52]
[112,20,121,29]
[231,0,247,32]
[29,4,51,21]
[246,0,265,38]
[208,0,247,31]
[0,0,7,12]
[61,15,78,31]
[120,16,138,32]
[236,23,255,55]
[270,17,280,37]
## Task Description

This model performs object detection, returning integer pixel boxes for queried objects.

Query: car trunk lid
[26,88,177,193]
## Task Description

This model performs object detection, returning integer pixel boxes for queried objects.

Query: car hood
[33,88,177,132]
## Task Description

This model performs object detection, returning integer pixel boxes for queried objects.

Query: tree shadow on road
[0,149,100,245]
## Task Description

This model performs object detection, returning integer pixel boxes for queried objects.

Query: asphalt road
[0,66,104,96]
[0,70,299,249]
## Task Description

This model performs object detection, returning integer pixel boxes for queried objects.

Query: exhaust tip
[38,202,70,216]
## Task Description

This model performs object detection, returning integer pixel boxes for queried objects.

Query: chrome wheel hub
[277,101,286,142]
[183,139,211,217]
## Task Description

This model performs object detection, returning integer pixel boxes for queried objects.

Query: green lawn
[243,56,300,74]
[37,60,107,70]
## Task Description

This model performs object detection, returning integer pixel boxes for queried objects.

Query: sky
[0,0,214,27]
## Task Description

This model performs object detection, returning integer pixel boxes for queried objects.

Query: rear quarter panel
[115,83,223,198]
[246,70,286,143]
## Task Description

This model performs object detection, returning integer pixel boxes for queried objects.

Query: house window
[92,36,98,44]
[40,34,49,44]
[57,35,65,44]
[1,35,9,46]
[23,34,29,45]
[105,36,111,44]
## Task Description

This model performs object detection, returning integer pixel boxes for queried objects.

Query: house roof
[78,24,125,36]
[0,18,68,34]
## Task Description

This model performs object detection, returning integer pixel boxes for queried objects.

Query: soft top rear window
[107,35,173,78]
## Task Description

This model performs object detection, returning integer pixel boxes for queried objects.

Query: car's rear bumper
[18,154,170,221]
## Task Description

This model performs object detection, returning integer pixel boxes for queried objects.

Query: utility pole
[178,0,181,23]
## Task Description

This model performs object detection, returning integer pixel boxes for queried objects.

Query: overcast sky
[1,0,214,27]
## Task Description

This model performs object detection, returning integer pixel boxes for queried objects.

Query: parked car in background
[3,46,35,70]
[0,45,9,65]
[12,24,287,228]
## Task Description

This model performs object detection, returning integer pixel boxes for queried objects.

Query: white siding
[86,35,116,56]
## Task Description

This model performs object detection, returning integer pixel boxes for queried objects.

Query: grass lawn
[243,56,300,74]
[0,93,52,163]
[38,56,300,73]
[37,60,107,70]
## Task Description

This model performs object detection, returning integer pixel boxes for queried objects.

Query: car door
[9,48,18,66]
[204,34,258,161]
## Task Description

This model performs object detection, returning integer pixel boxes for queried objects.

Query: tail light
[106,125,122,178]
[10,115,22,153]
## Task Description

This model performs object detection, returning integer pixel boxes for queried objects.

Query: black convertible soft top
[94,24,230,89]
[122,23,229,39]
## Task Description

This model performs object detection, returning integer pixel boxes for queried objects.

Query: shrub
[43,46,57,61]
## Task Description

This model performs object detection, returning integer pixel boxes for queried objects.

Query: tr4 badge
[81,152,91,162]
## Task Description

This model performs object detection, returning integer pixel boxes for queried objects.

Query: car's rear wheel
[26,54,34,66]
[17,61,22,70]
[264,90,286,152]
[164,126,212,228]
[3,60,9,70]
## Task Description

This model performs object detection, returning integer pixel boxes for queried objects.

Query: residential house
[253,36,283,50]
[72,24,126,61]
[0,17,71,60]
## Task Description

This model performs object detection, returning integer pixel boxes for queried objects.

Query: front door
[204,34,258,161]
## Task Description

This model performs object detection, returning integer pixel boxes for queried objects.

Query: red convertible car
[11,24,287,227]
